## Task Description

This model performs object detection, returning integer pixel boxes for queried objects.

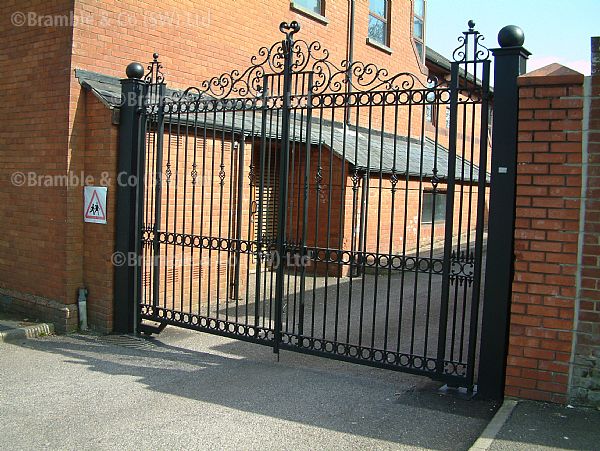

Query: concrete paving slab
[488,400,600,450]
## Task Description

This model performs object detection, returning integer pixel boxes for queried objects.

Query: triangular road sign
[84,187,107,223]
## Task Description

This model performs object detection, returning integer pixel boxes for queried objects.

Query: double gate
[134,22,491,388]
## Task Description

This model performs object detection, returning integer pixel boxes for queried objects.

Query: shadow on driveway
[1,328,498,450]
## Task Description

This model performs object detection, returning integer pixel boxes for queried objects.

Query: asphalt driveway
[0,327,497,450]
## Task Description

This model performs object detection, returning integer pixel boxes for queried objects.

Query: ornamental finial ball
[125,62,144,79]
[498,25,525,48]
[468,20,475,30]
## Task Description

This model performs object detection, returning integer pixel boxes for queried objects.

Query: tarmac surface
[0,326,497,450]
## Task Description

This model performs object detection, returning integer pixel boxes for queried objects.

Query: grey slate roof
[76,69,487,182]
[76,69,124,107]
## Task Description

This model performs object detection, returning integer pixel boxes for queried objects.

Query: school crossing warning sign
[84,186,107,224]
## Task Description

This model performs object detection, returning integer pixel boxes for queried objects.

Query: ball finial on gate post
[498,25,525,47]
[125,62,144,79]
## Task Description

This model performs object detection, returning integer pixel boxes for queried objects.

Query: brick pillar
[506,64,584,403]
[571,37,600,406]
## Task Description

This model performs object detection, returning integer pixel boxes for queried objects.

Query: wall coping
[518,63,584,87]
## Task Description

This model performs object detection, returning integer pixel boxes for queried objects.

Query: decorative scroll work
[198,40,286,98]
[452,20,490,63]
[449,250,475,286]
[291,38,439,94]
[145,52,164,84]
[147,21,444,104]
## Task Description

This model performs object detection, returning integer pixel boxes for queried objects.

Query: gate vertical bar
[298,71,313,337]
[436,61,459,375]
[465,58,491,388]
[478,27,530,399]
[134,102,148,335]
[152,81,166,313]
[233,137,246,302]
[114,63,148,333]
[255,75,269,328]
[274,21,300,353]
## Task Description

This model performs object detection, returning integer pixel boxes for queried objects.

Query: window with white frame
[292,0,324,16]
[368,0,389,46]
[413,0,426,62]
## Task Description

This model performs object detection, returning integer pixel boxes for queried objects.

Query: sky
[427,0,599,76]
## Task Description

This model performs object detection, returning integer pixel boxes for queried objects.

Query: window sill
[290,2,328,25]
[366,38,392,55]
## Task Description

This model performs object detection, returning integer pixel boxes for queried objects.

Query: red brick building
[2,0,472,331]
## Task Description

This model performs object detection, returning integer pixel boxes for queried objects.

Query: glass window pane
[368,16,386,44]
[422,192,446,223]
[414,0,425,18]
[414,18,423,39]
[415,41,423,59]
[435,195,446,222]
[295,0,321,14]
[369,0,387,17]
[422,193,433,221]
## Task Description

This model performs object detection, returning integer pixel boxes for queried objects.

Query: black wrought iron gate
[134,22,491,388]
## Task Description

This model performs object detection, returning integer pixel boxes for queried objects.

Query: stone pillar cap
[518,63,584,86]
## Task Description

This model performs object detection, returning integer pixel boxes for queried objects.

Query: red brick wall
[570,37,600,407]
[0,1,75,315]
[82,91,119,331]
[506,65,584,403]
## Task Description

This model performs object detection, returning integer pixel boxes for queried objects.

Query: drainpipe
[78,287,88,331]
[345,0,355,125]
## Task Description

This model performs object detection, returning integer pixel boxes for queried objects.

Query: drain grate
[97,334,155,350]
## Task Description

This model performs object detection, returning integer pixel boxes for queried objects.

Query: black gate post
[477,26,530,399]
[114,62,147,333]
[274,21,300,353]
